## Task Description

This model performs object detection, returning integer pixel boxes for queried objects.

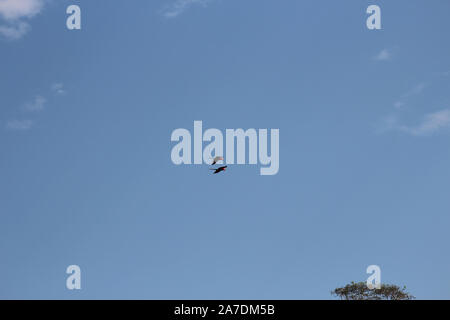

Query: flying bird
[211,156,224,165]
[210,166,227,174]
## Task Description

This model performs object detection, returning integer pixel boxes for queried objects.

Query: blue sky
[1,0,450,299]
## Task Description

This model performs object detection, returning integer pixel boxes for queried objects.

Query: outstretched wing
[212,156,223,165]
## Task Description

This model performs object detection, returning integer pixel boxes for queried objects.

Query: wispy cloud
[0,0,44,20]
[0,0,45,39]
[6,82,65,132]
[376,114,403,134]
[23,95,46,112]
[404,109,450,136]
[393,82,427,109]
[0,21,29,39]
[5,119,33,131]
[401,82,426,99]
[51,83,66,95]
[378,109,450,136]
[393,101,405,109]
[161,0,212,18]
[374,48,392,61]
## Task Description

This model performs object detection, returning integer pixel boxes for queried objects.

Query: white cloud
[6,83,67,131]
[0,0,44,20]
[51,83,66,95]
[6,119,33,131]
[376,114,399,134]
[402,82,426,98]
[394,101,405,109]
[24,95,46,111]
[379,109,450,136]
[0,0,45,39]
[392,83,426,110]
[403,109,450,136]
[374,49,391,61]
[161,0,212,18]
[0,21,29,39]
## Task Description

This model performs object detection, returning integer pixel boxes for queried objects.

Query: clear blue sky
[1,0,450,299]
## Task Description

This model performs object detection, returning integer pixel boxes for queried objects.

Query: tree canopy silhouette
[332,281,415,300]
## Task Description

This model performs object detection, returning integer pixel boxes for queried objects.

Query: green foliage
[332,281,415,300]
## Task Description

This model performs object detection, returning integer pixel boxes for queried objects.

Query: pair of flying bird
[210,156,227,174]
